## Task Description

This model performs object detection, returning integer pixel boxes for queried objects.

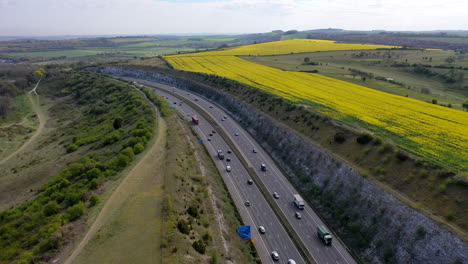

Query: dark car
[247,179,253,185]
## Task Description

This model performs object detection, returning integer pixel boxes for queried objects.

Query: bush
[65,144,78,153]
[89,195,100,207]
[133,143,144,154]
[396,151,409,162]
[177,219,190,234]
[356,133,373,145]
[66,202,85,221]
[187,205,199,218]
[43,201,60,216]
[192,240,206,254]
[334,132,346,143]
[86,168,102,180]
[120,147,135,160]
[202,230,212,242]
[113,154,131,169]
[415,226,426,240]
[210,250,218,264]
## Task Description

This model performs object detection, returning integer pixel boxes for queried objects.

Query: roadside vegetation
[0,71,157,264]
[160,115,259,263]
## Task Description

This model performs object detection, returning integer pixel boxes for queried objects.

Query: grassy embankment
[159,115,258,264]
[70,91,257,264]
[0,94,39,161]
[0,72,159,264]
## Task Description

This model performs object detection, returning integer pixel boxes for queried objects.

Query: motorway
[128,77,357,264]
[144,83,305,263]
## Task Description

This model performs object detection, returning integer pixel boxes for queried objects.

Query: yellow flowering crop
[165,42,467,172]
[168,39,397,57]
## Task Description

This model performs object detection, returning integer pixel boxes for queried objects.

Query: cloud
[0,0,467,36]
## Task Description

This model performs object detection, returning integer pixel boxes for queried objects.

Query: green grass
[160,116,258,264]
[282,33,308,40]
[0,94,34,125]
[2,49,107,58]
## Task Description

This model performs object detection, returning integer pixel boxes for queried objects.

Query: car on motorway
[295,212,302,219]
[247,179,253,185]
[227,150,232,154]
[226,158,231,162]
[207,138,211,141]
[252,148,257,153]
[261,164,266,171]
[226,165,232,172]
[223,116,227,119]
[209,133,213,136]
[234,132,239,136]
[273,192,280,199]
[258,226,266,234]
[209,105,213,108]
[212,130,216,134]
[287,260,297,264]
[271,251,279,261]
[244,201,251,206]
[194,98,198,101]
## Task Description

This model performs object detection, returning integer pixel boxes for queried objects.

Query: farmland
[165,41,468,174]
[182,39,397,56]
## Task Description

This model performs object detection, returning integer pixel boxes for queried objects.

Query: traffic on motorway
[149,86,305,263]
[129,77,357,264]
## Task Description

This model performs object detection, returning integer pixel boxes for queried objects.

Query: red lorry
[192,115,199,125]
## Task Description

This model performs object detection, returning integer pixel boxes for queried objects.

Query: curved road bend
[128,78,357,264]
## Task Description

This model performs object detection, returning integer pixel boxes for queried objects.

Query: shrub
[177,219,190,234]
[187,205,199,218]
[65,144,78,153]
[202,230,212,242]
[113,154,131,169]
[210,250,218,264]
[192,239,206,254]
[86,168,102,181]
[113,117,123,129]
[415,226,426,240]
[377,143,392,154]
[418,169,428,178]
[133,143,144,154]
[356,133,372,145]
[334,132,346,143]
[66,202,85,221]
[396,151,409,162]
[89,195,100,207]
[120,147,135,160]
[43,201,60,216]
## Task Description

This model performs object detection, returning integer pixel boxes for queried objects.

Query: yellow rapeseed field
[172,39,396,56]
[165,41,468,172]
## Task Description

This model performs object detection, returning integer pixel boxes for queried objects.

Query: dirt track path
[63,115,166,264]
[0,82,46,166]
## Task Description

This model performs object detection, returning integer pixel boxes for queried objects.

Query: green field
[3,49,106,58]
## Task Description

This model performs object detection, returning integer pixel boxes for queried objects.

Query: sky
[1,0,467,36]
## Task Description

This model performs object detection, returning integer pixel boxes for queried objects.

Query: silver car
[258,226,266,234]
[271,251,279,261]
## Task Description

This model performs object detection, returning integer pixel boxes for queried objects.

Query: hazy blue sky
[1,0,467,36]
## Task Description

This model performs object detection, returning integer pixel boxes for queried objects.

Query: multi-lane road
[127,77,357,264]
